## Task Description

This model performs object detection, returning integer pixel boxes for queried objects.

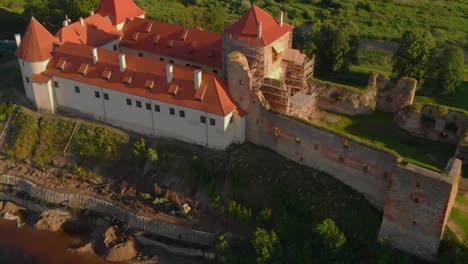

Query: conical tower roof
[96,0,145,25]
[224,5,293,46]
[15,17,60,62]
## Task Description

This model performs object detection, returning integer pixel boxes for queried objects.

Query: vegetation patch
[33,115,75,166]
[450,207,468,241]
[3,107,39,159]
[70,121,129,162]
[309,77,374,95]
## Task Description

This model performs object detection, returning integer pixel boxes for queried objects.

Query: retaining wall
[0,174,215,247]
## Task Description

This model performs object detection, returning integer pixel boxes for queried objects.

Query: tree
[314,219,346,250]
[437,46,464,95]
[313,20,358,74]
[392,29,435,86]
[64,0,99,20]
[251,228,281,264]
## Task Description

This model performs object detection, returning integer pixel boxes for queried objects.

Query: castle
[13,0,464,261]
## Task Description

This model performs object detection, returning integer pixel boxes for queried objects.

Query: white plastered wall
[18,58,50,102]
[32,80,55,113]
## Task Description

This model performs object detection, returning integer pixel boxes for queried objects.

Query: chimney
[257,22,262,39]
[194,70,202,90]
[119,54,126,72]
[90,11,94,15]
[63,19,69,27]
[92,48,98,64]
[79,17,85,27]
[14,34,21,47]
[280,11,284,27]
[166,64,173,83]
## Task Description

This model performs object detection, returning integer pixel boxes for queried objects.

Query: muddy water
[0,219,111,264]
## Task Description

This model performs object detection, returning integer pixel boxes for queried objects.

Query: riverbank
[0,199,210,263]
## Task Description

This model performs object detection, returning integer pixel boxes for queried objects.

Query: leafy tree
[314,218,346,250]
[64,0,99,20]
[252,228,281,264]
[313,20,358,74]
[437,46,464,95]
[392,29,435,86]
[132,137,147,161]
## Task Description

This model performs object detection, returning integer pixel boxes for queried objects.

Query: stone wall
[371,73,417,113]
[0,175,215,247]
[396,104,468,145]
[227,52,462,261]
[310,80,376,116]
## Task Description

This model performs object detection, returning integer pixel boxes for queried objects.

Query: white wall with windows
[49,76,245,149]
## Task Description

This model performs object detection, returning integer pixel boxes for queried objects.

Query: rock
[105,239,139,262]
[0,201,24,216]
[34,209,73,231]
[69,242,95,254]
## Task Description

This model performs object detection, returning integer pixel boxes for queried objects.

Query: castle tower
[95,0,145,30]
[223,5,293,81]
[15,17,60,106]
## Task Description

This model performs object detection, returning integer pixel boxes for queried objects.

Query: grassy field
[324,111,456,171]
[450,207,468,241]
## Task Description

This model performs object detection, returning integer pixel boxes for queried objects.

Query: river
[0,219,112,264]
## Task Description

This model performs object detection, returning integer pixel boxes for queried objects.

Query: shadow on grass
[315,70,370,89]
[329,111,456,170]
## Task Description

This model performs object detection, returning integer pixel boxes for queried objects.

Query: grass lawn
[456,195,468,208]
[450,207,468,241]
[323,111,456,171]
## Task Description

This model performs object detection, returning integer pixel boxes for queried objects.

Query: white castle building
[14,0,310,149]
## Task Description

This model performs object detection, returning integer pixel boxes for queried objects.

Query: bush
[70,163,96,180]
[252,228,281,264]
[228,200,253,223]
[257,208,272,226]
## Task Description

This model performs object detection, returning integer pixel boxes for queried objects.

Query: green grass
[33,115,75,166]
[456,195,468,208]
[3,107,40,159]
[414,81,468,112]
[326,111,456,171]
[450,207,468,240]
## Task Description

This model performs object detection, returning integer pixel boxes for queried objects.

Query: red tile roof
[55,15,122,47]
[32,74,51,83]
[15,17,61,62]
[96,0,145,25]
[43,42,243,117]
[120,18,222,69]
[224,5,293,46]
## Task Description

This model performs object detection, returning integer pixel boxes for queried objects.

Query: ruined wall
[309,81,376,116]
[396,104,468,145]
[0,175,214,247]
[379,159,461,261]
[227,52,462,261]
[371,73,417,113]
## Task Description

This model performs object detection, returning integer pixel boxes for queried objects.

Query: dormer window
[167,40,174,48]
[102,68,112,80]
[131,32,139,41]
[208,49,215,58]
[145,22,153,33]
[168,83,178,96]
[144,79,155,90]
[189,41,197,54]
[181,28,189,41]
[78,63,89,76]
[153,34,160,45]
[56,57,67,71]
[123,71,133,86]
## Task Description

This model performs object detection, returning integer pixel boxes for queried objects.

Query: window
[169,108,175,115]
[22,62,24,66]
[54,81,59,88]
[179,110,185,118]
[185,64,190,67]
[200,116,206,123]
[113,44,118,51]
[213,70,218,74]
[95,91,100,98]
[126,98,132,106]
[25,76,30,83]
[146,103,151,110]
[75,86,80,93]
[159,58,164,61]
[136,100,142,108]
[229,116,233,124]
[138,53,143,57]
[169,60,174,63]
[104,93,109,100]
[154,104,160,112]
[210,118,215,126]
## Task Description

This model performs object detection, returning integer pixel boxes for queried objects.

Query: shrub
[257,208,272,226]
[70,163,96,180]
[228,200,252,223]
[252,228,281,264]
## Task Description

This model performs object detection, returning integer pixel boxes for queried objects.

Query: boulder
[105,239,139,262]
[34,209,73,231]
[0,201,24,216]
